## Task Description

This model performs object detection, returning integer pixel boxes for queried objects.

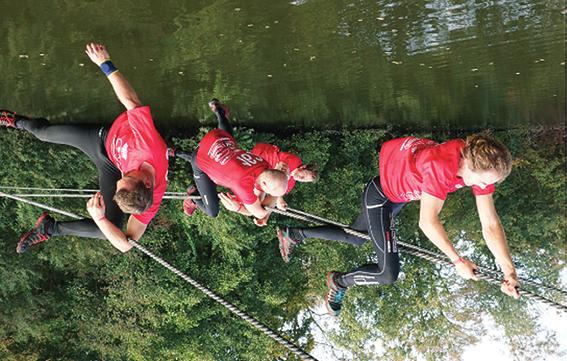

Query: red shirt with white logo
[105,106,169,224]
[379,137,495,203]
[251,143,302,195]
[196,129,268,205]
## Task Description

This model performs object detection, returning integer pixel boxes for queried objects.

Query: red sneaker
[208,98,230,118]
[16,212,54,253]
[0,109,21,128]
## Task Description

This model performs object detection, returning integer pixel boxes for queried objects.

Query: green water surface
[1,0,565,130]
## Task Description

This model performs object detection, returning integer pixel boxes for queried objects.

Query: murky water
[1,0,564,130]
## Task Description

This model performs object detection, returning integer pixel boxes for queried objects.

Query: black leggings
[18,118,124,239]
[177,108,232,217]
[293,176,406,288]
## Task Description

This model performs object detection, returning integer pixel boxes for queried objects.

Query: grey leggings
[18,118,124,239]
[293,176,406,287]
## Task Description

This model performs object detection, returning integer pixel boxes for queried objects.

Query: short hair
[299,164,320,182]
[262,169,288,195]
[462,132,512,180]
[113,180,153,214]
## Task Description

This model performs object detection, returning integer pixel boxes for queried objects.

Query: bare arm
[87,192,134,252]
[476,194,520,298]
[419,192,479,280]
[85,43,142,110]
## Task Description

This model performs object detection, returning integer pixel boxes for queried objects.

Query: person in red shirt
[1,43,168,254]
[176,100,288,221]
[250,143,318,209]
[220,143,319,226]
[278,133,519,316]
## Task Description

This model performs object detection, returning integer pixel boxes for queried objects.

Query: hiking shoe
[208,98,230,118]
[325,272,347,316]
[183,186,198,216]
[0,109,24,128]
[277,227,299,263]
[16,212,55,253]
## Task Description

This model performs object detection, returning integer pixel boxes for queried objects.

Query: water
[1,0,564,130]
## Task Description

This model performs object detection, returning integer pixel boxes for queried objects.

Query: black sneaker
[0,109,26,128]
[325,272,347,316]
[277,227,300,263]
[16,212,54,253]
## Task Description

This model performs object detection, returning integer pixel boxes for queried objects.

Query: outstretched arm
[85,42,141,110]
[419,192,479,280]
[475,194,520,298]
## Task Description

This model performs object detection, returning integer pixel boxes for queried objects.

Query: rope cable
[0,191,317,360]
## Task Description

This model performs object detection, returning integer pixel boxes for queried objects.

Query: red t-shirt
[379,137,495,203]
[196,129,268,205]
[251,143,302,194]
[105,106,169,224]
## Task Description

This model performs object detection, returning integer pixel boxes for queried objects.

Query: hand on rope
[276,196,288,211]
[452,257,480,281]
[86,192,106,220]
[501,272,521,299]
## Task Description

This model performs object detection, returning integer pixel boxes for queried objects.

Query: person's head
[114,170,153,214]
[257,169,288,197]
[459,132,512,189]
[291,164,319,183]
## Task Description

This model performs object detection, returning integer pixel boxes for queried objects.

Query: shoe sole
[277,228,291,263]
[16,211,50,253]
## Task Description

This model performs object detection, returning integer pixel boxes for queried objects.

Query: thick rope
[0,191,317,360]
[5,188,567,297]
[270,208,567,313]
[283,207,567,297]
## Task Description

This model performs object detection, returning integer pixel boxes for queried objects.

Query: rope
[2,187,566,310]
[4,187,566,297]
[270,207,567,313]
[0,191,317,360]
[283,208,567,297]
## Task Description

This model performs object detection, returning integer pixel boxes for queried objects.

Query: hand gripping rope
[1,186,566,313]
[269,207,567,313]
[0,191,317,361]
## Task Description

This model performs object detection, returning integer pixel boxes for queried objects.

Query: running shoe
[16,212,55,253]
[208,98,230,118]
[277,227,300,263]
[325,271,347,316]
[0,109,24,128]
[183,186,198,216]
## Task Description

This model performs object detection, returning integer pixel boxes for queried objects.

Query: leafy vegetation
[0,126,564,360]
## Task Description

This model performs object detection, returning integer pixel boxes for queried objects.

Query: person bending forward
[0,43,168,253]
[278,133,520,316]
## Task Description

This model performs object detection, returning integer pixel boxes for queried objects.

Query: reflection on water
[0,0,564,130]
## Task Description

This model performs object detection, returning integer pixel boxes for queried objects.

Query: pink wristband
[452,257,464,265]
[97,216,106,222]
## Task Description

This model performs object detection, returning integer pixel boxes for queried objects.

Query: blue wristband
[100,60,118,77]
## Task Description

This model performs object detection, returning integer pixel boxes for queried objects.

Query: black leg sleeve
[190,153,220,217]
[338,177,402,287]
[20,119,126,239]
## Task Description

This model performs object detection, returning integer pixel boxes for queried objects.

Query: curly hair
[113,180,153,214]
[461,132,512,180]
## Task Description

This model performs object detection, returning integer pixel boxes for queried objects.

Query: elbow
[418,219,431,233]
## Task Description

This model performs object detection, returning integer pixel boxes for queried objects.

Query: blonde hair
[113,181,153,214]
[461,132,512,179]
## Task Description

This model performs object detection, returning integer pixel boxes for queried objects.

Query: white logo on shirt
[208,137,237,165]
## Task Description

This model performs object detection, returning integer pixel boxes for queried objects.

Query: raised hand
[85,42,111,66]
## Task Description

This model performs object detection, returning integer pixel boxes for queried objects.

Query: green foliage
[0,127,564,360]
